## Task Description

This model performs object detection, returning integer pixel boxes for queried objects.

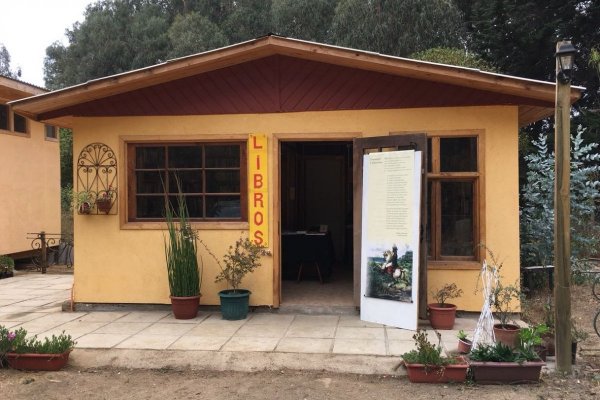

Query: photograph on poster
[366,243,413,302]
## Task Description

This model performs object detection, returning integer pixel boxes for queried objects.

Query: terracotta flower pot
[170,295,200,319]
[428,303,457,330]
[96,198,112,214]
[6,351,72,371]
[493,323,521,348]
[457,338,472,354]
[469,360,545,384]
[404,356,469,383]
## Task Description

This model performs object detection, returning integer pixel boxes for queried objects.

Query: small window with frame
[13,113,27,134]
[0,104,8,131]
[45,125,58,139]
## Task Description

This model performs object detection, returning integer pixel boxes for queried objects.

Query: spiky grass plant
[164,190,201,297]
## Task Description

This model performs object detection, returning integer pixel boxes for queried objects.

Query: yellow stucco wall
[72,105,520,311]
[0,124,61,255]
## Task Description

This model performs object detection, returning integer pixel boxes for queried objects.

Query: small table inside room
[281,230,335,283]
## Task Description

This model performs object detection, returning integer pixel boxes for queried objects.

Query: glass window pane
[168,146,202,168]
[137,147,165,169]
[136,171,164,193]
[441,181,474,256]
[168,195,203,218]
[136,196,165,218]
[205,170,240,193]
[14,114,27,133]
[440,137,477,172]
[427,138,432,172]
[205,145,240,168]
[0,105,8,130]
[206,196,241,218]
[45,125,57,139]
[169,171,202,193]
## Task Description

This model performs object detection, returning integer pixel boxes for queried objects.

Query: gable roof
[0,75,47,103]
[9,35,583,127]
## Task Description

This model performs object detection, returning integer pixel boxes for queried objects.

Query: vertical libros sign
[360,150,422,330]
[249,134,268,246]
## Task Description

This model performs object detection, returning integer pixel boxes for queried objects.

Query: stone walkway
[0,273,478,374]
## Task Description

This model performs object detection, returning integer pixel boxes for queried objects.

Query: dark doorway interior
[280,141,354,310]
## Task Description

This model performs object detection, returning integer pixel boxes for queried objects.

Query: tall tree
[0,44,21,79]
[222,0,273,43]
[329,0,466,57]
[167,11,228,59]
[272,0,338,42]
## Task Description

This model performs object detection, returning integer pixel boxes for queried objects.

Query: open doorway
[279,141,354,312]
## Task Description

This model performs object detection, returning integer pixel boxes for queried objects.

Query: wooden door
[353,134,428,321]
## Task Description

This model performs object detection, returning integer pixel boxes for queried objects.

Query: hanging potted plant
[96,186,116,214]
[492,281,522,348]
[402,329,469,383]
[1,326,76,371]
[202,236,270,320]
[74,190,94,215]
[428,283,463,329]
[164,191,202,320]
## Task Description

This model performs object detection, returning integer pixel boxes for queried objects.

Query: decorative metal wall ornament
[77,142,118,214]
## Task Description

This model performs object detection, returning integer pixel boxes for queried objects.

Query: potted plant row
[402,329,469,383]
[0,326,76,371]
[468,341,545,384]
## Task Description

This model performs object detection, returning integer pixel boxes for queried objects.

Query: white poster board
[360,150,422,330]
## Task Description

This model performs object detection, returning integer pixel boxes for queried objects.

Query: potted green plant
[469,341,545,384]
[428,283,463,329]
[518,323,549,361]
[571,319,589,364]
[492,281,521,348]
[1,326,76,371]
[456,330,472,354]
[95,186,116,214]
[74,190,94,214]
[202,236,269,320]
[164,191,202,319]
[0,255,14,279]
[402,329,468,383]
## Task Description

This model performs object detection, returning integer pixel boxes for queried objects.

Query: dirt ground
[2,266,600,399]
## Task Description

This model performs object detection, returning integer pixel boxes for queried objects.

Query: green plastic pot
[219,289,251,320]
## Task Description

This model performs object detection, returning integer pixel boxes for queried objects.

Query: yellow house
[0,76,60,257]
[10,36,581,314]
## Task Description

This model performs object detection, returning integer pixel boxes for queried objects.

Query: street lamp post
[554,40,576,374]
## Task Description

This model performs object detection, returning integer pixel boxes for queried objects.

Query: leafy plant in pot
[1,325,76,371]
[456,330,472,354]
[492,281,521,348]
[518,323,549,361]
[74,190,94,215]
[401,329,468,383]
[164,191,202,320]
[428,283,463,329]
[202,236,270,320]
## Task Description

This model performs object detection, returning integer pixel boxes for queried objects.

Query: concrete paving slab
[234,323,289,338]
[201,314,247,325]
[291,315,340,326]
[221,337,279,352]
[246,313,295,325]
[78,311,129,322]
[142,322,197,336]
[185,323,242,337]
[158,313,211,324]
[116,334,180,350]
[388,340,416,356]
[332,338,387,355]
[76,333,130,348]
[276,338,333,353]
[386,327,415,341]
[0,311,47,322]
[0,320,22,328]
[338,315,384,328]
[116,311,171,323]
[38,321,108,339]
[169,336,230,351]
[285,324,336,339]
[335,326,385,340]
[94,322,153,335]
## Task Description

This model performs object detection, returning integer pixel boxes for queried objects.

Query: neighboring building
[0,76,60,258]
[10,36,581,313]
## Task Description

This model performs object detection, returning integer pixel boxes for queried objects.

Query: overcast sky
[0,0,92,87]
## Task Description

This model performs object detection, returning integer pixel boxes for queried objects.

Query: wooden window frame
[126,141,248,223]
[427,133,482,265]
[12,112,28,134]
[45,124,58,140]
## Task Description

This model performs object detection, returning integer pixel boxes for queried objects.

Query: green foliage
[410,47,497,72]
[0,255,14,274]
[402,330,460,366]
[59,128,73,189]
[0,43,21,78]
[167,12,229,59]
[61,185,74,212]
[164,189,201,297]
[520,129,600,268]
[457,330,468,341]
[430,282,462,306]
[0,326,75,355]
[518,323,549,351]
[204,236,269,292]
[492,281,521,327]
[272,0,337,42]
[329,0,465,57]
[470,341,540,363]
[222,0,273,43]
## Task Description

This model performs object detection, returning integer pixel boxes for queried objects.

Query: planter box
[6,351,72,371]
[405,356,469,383]
[469,360,545,384]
